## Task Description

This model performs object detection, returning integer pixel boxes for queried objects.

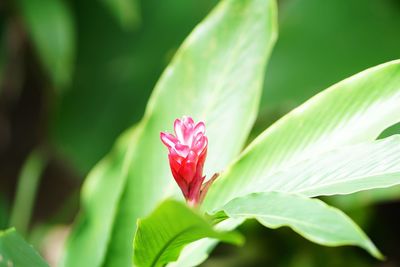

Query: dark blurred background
[1,0,400,266]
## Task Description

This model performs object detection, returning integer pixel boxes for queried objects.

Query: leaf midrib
[150,226,197,267]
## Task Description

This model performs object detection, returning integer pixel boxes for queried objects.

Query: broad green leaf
[222,192,382,259]
[0,228,49,267]
[62,0,277,266]
[167,218,243,267]
[204,60,400,212]
[17,0,75,88]
[133,200,243,267]
[101,0,141,30]
[264,135,400,197]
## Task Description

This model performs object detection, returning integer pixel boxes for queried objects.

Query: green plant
[62,0,400,266]
[2,0,400,266]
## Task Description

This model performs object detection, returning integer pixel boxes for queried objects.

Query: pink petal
[174,119,185,143]
[161,116,208,205]
[168,154,182,173]
[179,150,199,183]
[194,122,205,136]
[182,116,194,127]
[185,149,199,163]
[175,116,196,145]
[193,136,207,155]
[179,163,196,183]
[168,151,186,164]
[160,132,178,149]
[170,167,189,197]
[192,132,203,147]
[197,148,206,173]
[169,150,185,164]
[182,117,195,144]
[174,143,190,157]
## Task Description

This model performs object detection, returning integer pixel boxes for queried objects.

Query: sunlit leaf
[222,192,382,259]
[263,135,400,197]
[204,60,400,212]
[133,200,242,267]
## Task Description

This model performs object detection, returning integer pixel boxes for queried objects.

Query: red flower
[160,116,209,206]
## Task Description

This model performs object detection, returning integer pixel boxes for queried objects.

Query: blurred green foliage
[0,19,5,89]
[17,0,75,88]
[9,150,47,235]
[101,0,141,30]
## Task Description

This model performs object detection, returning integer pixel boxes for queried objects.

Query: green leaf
[222,192,382,259]
[10,150,47,235]
[167,239,217,267]
[262,135,400,197]
[167,218,243,267]
[204,60,400,212]
[101,0,141,30]
[133,200,242,267]
[0,228,49,267]
[61,0,277,266]
[17,0,75,88]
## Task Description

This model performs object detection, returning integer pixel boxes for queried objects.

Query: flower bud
[160,116,208,206]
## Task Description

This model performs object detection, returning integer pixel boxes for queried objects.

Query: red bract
[160,116,209,206]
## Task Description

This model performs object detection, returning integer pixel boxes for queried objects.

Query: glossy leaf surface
[223,192,382,259]
[204,60,400,211]
[133,200,242,267]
